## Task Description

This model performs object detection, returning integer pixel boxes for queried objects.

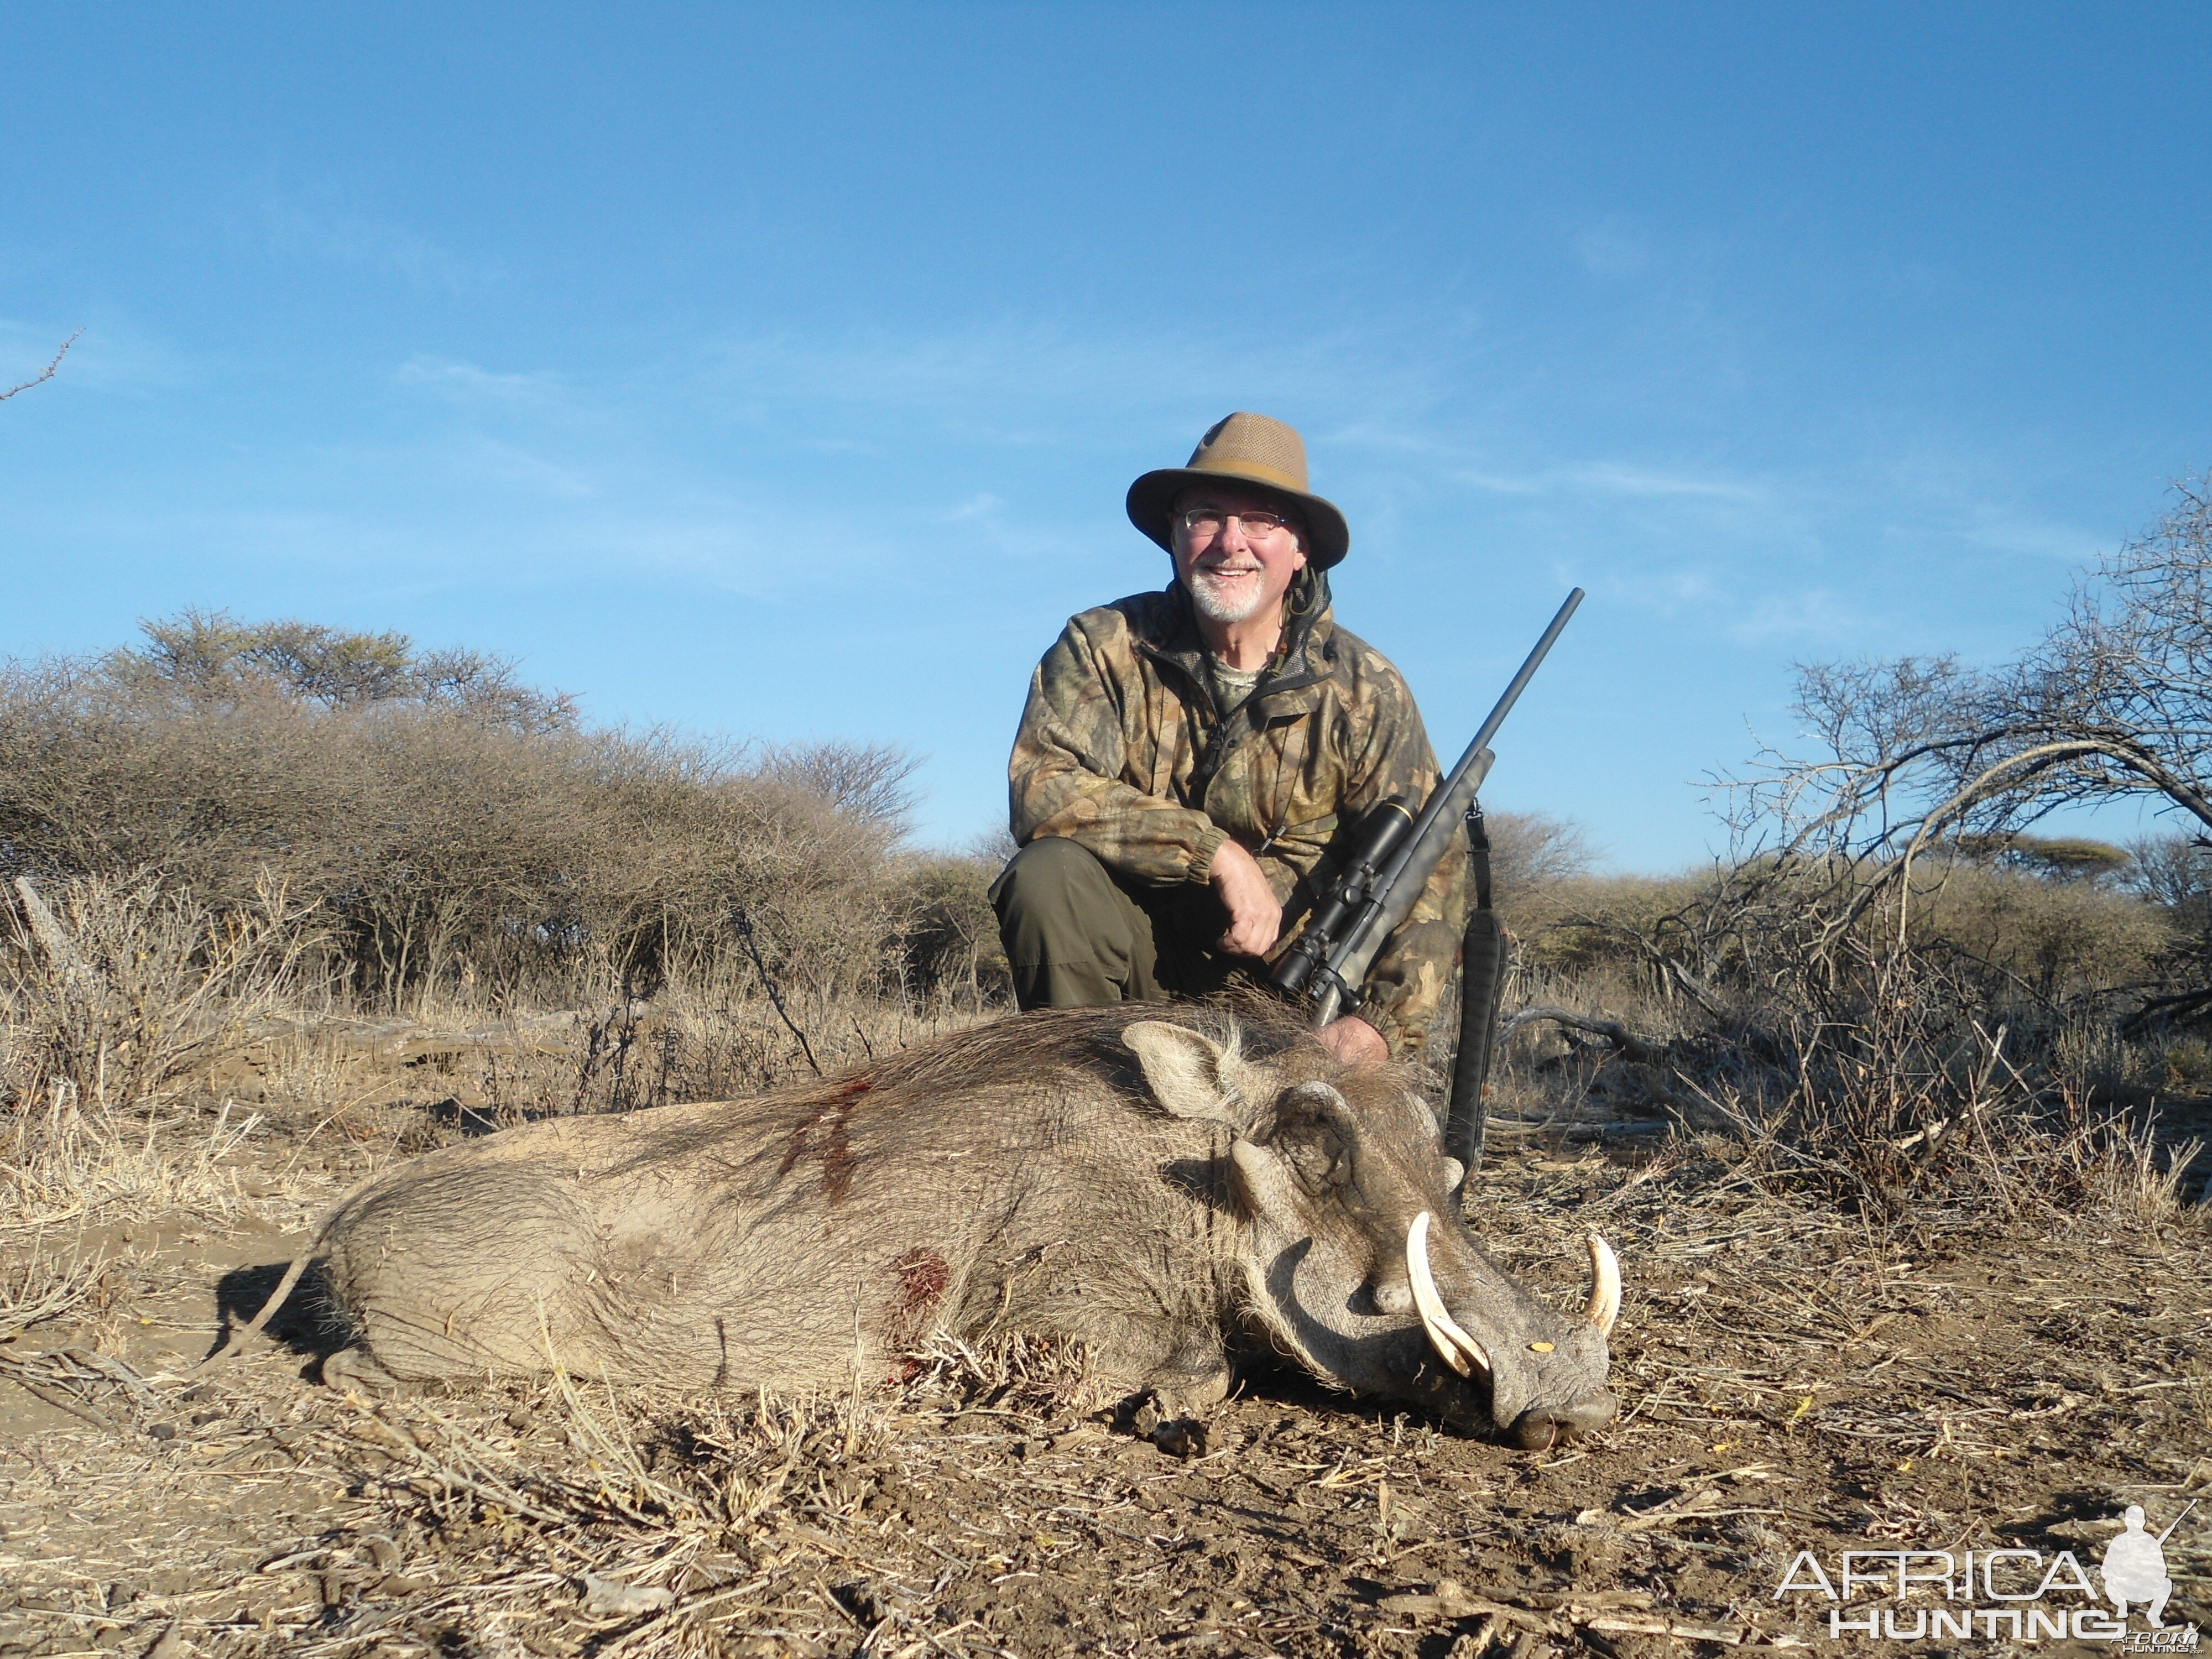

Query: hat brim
[1126,467,1350,570]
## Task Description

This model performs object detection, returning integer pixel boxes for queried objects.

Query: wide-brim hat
[1126,411,1350,570]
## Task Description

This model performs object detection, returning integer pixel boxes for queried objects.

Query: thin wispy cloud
[1725,587,1859,644]
[1953,508,2112,566]
[1591,564,1722,618]
[1859,440,2123,573]
[1571,463,1766,502]
[1454,461,1770,502]
[1573,217,1653,280]
[552,505,924,601]
[444,435,597,499]
[262,199,496,292]
[690,317,1463,445]
[395,354,570,410]
[941,493,1004,522]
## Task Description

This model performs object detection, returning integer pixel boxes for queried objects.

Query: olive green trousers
[989,836,1246,1010]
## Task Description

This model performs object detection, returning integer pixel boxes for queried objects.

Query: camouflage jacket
[1008,581,1465,1056]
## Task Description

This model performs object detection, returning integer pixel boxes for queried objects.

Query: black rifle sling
[1444,804,1505,1199]
[1468,804,1494,912]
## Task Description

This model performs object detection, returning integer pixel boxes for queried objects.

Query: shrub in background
[0,613,913,1011]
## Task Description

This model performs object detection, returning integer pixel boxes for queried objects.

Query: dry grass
[1469,960,2212,1234]
[0,727,2206,1652]
[2,1113,2204,1658]
[1436,839,2212,1231]
[1519,857,2173,1003]
[0,873,322,1230]
[2,871,316,1114]
[1,1091,279,1232]
[0,864,1003,1240]
[6,614,2210,1652]
[0,1237,110,1344]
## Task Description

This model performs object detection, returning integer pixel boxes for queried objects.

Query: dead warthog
[225,1004,1619,1445]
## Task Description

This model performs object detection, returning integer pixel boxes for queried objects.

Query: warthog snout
[1399,1208,1621,1441]
[1124,1017,1621,1442]
[1509,1391,1621,1449]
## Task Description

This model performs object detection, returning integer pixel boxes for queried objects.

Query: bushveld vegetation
[0,609,989,1011]
[0,611,1009,1235]
[1363,478,2199,1228]
[3,482,2209,1657]
[9,524,2212,1236]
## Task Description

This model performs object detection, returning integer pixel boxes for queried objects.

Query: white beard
[1185,568,1271,625]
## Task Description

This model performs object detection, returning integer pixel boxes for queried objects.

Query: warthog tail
[201,1250,315,1368]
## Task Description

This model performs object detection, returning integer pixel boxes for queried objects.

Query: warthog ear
[1123,1020,1254,1127]
[1261,1082,1355,1192]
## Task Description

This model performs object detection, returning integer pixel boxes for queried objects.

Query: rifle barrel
[1314,587,1583,1000]
[1373,587,1584,898]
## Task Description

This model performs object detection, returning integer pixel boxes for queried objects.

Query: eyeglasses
[1176,507,1301,541]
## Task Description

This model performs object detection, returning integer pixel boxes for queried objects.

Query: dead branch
[11,876,84,980]
[0,330,84,401]
[732,907,822,1076]
[1498,1005,1669,1065]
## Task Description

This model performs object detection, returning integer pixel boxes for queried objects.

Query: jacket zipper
[1134,640,1325,831]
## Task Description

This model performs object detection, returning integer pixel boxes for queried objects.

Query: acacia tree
[1730,473,2212,960]
[1472,476,2212,1203]
[1998,474,2212,825]
[113,608,580,735]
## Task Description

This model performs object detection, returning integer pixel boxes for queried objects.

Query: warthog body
[261,1004,1616,1443]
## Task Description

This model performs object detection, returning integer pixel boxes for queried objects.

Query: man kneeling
[993,411,1463,1066]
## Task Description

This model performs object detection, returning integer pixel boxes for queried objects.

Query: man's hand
[1318,1016,1389,1068]
[1207,838,1281,958]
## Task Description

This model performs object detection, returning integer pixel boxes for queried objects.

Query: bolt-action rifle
[2155,1500,2198,1545]
[1270,588,1584,1181]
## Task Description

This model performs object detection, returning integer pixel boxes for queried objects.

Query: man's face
[1171,485,1310,629]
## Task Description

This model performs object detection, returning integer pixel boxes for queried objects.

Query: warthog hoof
[321,1346,406,1396]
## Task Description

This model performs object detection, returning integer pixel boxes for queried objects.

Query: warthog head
[1124,1018,1618,1447]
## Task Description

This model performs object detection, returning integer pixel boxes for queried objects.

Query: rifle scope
[1270,586,1585,1020]
[1270,796,1417,998]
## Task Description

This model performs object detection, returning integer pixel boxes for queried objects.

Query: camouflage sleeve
[1008,616,1227,889]
[1337,658,1468,1058]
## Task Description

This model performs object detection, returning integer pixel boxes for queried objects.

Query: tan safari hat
[1126,411,1350,569]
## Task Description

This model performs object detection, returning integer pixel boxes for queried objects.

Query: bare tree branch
[0,330,85,402]
[1498,1005,1670,1065]
[1700,473,2212,985]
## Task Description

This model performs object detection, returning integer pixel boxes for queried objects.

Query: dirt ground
[3,1027,2209,1658]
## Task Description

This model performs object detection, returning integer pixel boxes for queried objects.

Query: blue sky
[5,4,2209,868]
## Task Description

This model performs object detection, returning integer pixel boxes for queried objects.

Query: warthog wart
[222,1004,1619,1445]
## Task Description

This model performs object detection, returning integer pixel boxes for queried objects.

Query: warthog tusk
[1584,1233,1621,1335]
[1406,1211,1490,1380]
